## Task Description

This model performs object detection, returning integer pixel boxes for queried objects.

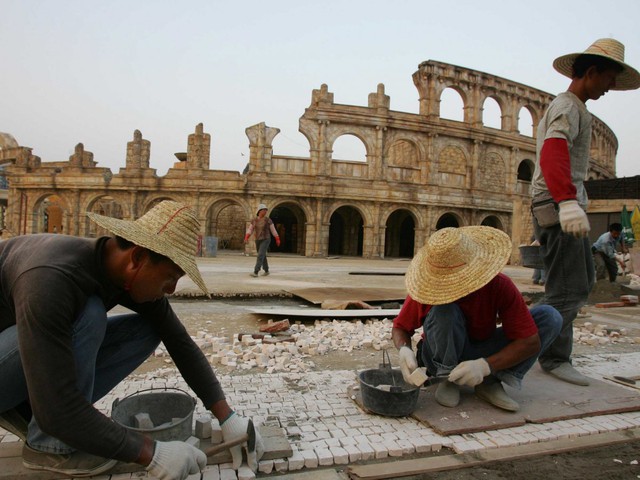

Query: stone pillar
[125,130,151,169]
[245,122,280,173]
[187,123,211,170]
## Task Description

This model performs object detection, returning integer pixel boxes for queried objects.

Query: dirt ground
[130,281,640,479]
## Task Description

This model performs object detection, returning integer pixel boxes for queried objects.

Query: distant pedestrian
[592,222,626,282]
[244,203,280,277]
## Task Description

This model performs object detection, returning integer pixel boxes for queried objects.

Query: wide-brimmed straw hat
[553,38,640,91]
[405,226,511,305]
[87,200,209,296]
[256,203,268,215]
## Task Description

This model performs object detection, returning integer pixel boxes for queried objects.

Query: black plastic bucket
[519,245,544,269]
[111,388,196,441]
[358,353,420,417]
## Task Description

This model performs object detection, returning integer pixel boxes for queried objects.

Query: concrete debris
[574,322,639,346]
[154,318,396,372]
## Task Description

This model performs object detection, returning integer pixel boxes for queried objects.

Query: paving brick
[301,449,319,468]
[316,448,334,466]
[330,446,349,464]
[258,459,274,474]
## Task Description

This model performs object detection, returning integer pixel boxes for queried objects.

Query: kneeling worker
[392,227,562,411]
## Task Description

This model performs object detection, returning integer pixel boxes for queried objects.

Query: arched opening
[207,201,245,251]
[481,215,504,230]
[436,213,460,229]
[86,196,124,237]
[270,203,307,255]
[385,209,415,258]
[332,134,367,162]
[32,194,67,234]
[517,106,534,137]
[439,88,465,122]
[482,97,502,129]
[328,206,363,256]
[517,160,534,182]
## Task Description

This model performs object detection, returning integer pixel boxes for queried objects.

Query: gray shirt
[531,91,592,209]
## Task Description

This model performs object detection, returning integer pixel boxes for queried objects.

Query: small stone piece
[133,412,154,430]
[408,367,428,386]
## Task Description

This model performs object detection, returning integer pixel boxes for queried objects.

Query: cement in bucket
[111,388,196,441]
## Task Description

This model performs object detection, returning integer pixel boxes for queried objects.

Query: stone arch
[477,152,506,191]
[270,201,308,255]
[384,208,416,258]
[327,204,366,256]
[435,212,462,229]
[330,132,369,161]
[517,159,535,181]
[84,195,128,237]
[438,145,467,175]
[480,215,504,230]
[481,95,503,129]
[517,105,535,137]
[204,198,247,250]
[30,194,70,235]
[385,138,420,168]
[437,86,467,121]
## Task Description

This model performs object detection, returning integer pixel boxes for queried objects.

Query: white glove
[146,441,206,480]
[220,412,264,472]
[448,358,491,387]
[398,346,418,384]
[558,200,590,237]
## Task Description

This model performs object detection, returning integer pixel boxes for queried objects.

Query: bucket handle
[112,386,196,411]
[379,348,393,370]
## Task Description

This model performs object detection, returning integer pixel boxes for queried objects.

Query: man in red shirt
[392,227,561,411]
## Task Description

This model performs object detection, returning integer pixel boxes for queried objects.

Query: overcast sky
[2,0,639,177]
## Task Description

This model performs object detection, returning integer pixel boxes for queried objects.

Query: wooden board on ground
[248,307,401,318]
[0,425,291,479]
[286,287,406,305]
[349,365,640,436]
[347,428,640,479]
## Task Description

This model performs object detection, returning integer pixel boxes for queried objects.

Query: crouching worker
[392,227,562,412]
[0,201,263,479]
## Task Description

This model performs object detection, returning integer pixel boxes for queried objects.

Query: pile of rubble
[574,322,639,346]
[154,318,396,372]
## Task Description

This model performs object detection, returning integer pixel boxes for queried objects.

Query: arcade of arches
[0,61,618,263]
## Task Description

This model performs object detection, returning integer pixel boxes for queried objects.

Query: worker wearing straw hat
[244,203,281,277]
[392,227,562,412]
[0,201,263,479]
[531,38,640,386]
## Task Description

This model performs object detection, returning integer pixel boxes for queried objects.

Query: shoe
[23,443,118,478]
[0,408,29,441]
[548,362,590,386]
[435,380,460,408]
[250,272,258,277]
[261,271,270,276]
[475,379,519,412]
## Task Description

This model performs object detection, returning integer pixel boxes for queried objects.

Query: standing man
[531,38,640,386]
[244,203,280,277]
[0,201,263,479]
[592,222,626,282]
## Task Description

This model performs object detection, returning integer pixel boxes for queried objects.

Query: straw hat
[87,200,209,296]
[553,38,640,91]
[256,203,268,215]
[405,226,511,305]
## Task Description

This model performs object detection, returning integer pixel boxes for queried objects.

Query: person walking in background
[530,38,640,386]
[592,222,626,282]
[244,203,280,277]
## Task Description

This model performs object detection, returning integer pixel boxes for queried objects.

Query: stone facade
[0,61,619,262]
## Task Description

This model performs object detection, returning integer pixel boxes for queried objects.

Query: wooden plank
[248,307,400,318]
[285,287,406,305]
[347,428,640,479]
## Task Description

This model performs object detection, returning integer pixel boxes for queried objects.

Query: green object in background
[621,205,635,246]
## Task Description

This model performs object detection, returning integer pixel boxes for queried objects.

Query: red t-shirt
[393,273,538,341]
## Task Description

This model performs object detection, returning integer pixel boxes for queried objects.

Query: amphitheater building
[0,60,620,263]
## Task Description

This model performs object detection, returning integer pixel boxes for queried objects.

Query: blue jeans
[534,220,595,371]
[420,303,562,389]
[253,238,271,274]
[0,295,159,453]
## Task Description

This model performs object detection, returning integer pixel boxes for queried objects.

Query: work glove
[448,358,491,387]
[558,200,590,237]
[243,233,250,243]
[275,236,281,247]
[220,412,264,472]
[146,440,206,480]
[398,346,418,384]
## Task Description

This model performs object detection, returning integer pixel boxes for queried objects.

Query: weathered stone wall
[0,61,619,263]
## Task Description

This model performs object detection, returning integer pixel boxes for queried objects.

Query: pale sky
[2,0,639,177]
